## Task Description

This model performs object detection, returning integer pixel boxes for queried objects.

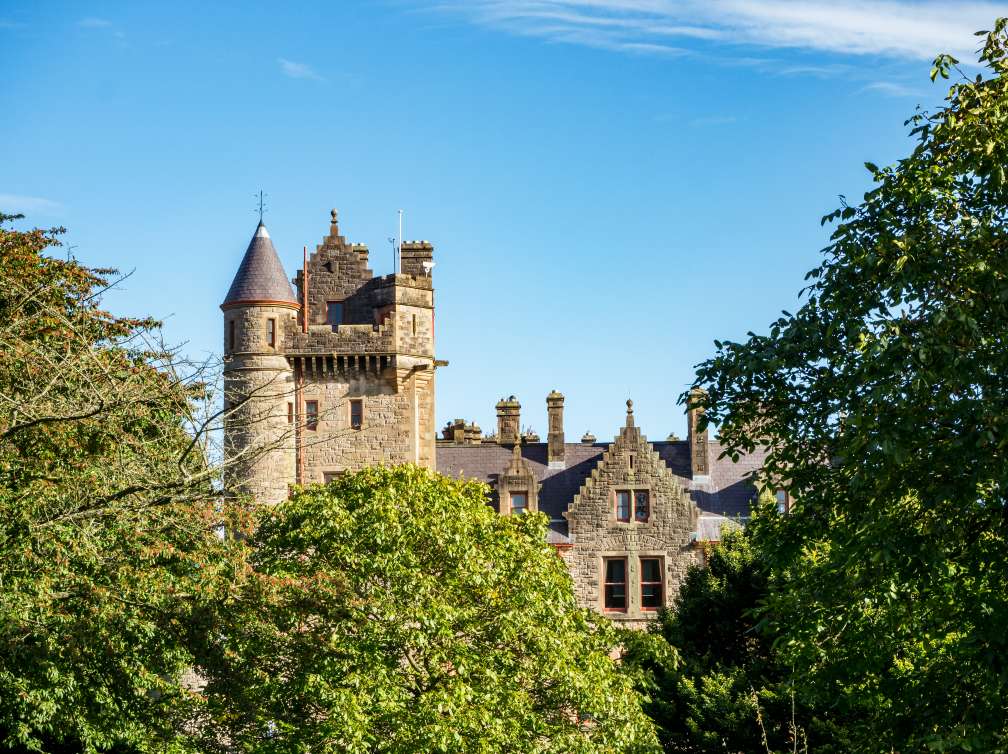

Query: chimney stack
[496,396,521,445]
[687,388,710,482]
[547,390,565,468]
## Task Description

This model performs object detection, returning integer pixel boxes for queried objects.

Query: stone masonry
[224,208,765,624]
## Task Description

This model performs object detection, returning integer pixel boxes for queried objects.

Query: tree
[200,465,658,754]
[624,517,851,754]
[0,215,258,752]
[690,21,1008,753]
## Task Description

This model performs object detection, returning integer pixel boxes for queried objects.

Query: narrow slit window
[267,318,276,347]
[350,398,363,430]
[228,320,235,351]
[628,453,635,470]
[510,491,528,515]
[640,558,663,610]
[305,400,319,431]
[603,558,627,612]
[615,491,631,522]
[634,490,650,522]
[287,402,294,425]
[412,314,417,335]
[327,301,343,331]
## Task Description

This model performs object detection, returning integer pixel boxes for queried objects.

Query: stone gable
[562,401,701,627]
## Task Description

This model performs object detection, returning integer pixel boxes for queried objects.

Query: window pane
[267,319,275,346]
[641,558,661,582]
[605,558,626,583]
[776,489,787,513]
[306,401,318,430]
[350,399,363,429]
[641,584,663,608]
[327,301,343,330]
[634,491,649,521]
[511,492,527,514]
[604,585,626,609]
[615,491,631,520]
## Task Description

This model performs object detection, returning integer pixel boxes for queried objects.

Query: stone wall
[563,403,700,628]
[222,303,298,505]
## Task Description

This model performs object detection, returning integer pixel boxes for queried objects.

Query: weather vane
[255,190,267,223]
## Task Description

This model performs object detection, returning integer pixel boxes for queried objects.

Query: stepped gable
[222,221,298,308]
[436,438,767,541]
[293,209,375,326]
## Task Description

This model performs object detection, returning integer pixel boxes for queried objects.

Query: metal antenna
[398,209,403,273]
[255,190,267,223]
[388,237,397,274]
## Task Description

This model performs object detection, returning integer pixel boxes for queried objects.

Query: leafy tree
[201,465,658,754]
[690,21,1008,753]
[0,215,257,752]
[624,518,850,754]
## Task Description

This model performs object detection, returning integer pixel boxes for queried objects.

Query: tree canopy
[690,22,1008,753]
[200,465,658,754]
[0,215,255,753]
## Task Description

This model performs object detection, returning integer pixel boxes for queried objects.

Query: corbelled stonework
[225,206,764,625]
[223,210,438,499]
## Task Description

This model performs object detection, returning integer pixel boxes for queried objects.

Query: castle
[222,210,767,626]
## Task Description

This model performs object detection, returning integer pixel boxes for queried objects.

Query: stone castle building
[222,210,766,625]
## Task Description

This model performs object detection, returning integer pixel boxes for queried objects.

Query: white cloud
[278,58,324,81]
[78,17,112,28]
[0,194,63,216]
[860,81,921,97]
[431,1,1005,61]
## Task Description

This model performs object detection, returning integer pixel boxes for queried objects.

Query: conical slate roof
[221,222,299,309]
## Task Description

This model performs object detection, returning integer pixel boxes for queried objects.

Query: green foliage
[202,466,658,754]
[0,216,256,753]
[691,21,1008,754]
[624,519,849,753]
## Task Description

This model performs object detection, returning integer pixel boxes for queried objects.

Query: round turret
[221,221,299,505]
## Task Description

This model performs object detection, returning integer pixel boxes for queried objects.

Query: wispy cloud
[0,194,63,216]
[860,81,921,97]
[78,17,112,28]
[430,1,1001,61]
[278,58,324,81]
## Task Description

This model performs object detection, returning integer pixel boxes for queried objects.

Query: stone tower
[222,208,440,500]
[221,221,299,505]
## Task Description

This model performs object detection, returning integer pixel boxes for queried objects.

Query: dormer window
[510,491,528,515]
[327,301,343,330]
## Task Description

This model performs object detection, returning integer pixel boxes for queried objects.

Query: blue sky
[2,1,1003,440]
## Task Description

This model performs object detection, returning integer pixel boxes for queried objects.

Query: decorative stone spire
[221,221,299,309]
[625,398,635,427]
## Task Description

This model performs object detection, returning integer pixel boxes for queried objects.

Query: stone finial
[625,398,635,428]
[581,431,596,445]
[330,208,338,222]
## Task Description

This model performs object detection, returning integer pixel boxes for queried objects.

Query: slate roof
[222,222,299,308]
[436,439,765,543]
